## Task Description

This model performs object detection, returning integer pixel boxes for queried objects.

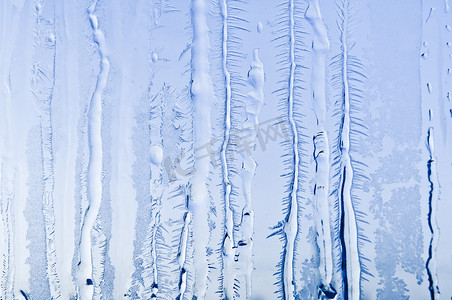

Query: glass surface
[0,0,451,299]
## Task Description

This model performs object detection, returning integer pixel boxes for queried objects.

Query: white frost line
[0,2,23,298]
[77,1,110,299]
[40,93,61,300]
[305,0,337,298]
[338,1,360,299]
[35,2,61,298]
[219,0,235,298]
[282,0,299,299]
[426,127,440,299]
[189,0,213,298]
[238,48,264,299]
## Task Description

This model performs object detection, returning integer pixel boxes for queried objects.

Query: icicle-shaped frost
[305,1,337,298]
[219,0,236,298]
[189,0,213,298]
[281,1,299,299]
[77,1,110,298]
[335,1,361,299]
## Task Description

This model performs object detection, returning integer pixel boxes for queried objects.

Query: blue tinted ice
[0,0,452,299]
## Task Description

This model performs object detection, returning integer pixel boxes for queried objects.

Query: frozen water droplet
[150,145,163,165]
[152,52,158,63]
[423,41,429,47]
[427,83,432,93]
[257,21,263,33]
[47,32,55,46]
[446,25,452,31]
[422,52,429,59]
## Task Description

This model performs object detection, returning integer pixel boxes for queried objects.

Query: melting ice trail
[77,1,110,299]
[426,128,440,299]
[336,1,360,299]
[189,0,213,298]
[219,0,236,298]
[237,48,264,299]
[282,0,299,298]
[305,1,336,298]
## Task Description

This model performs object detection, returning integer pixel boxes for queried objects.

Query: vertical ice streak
[150,210,159,299]
[237,48,264,299]
[219,0,236,298]
[282,0,299,298]
[77,1,110,298]
[145,177,162,300]
[144,96,164,299]
[34,1,61,298]
[11,1,33,292]
[305,1,337,298]
[426,128,440,300]
[336,1,360,299]
[190,0,213,298]
[0,1,22,298]
[141,89,163,299]
[40,97,60,299]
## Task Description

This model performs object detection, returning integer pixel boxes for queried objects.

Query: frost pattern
[0,1,451,300]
